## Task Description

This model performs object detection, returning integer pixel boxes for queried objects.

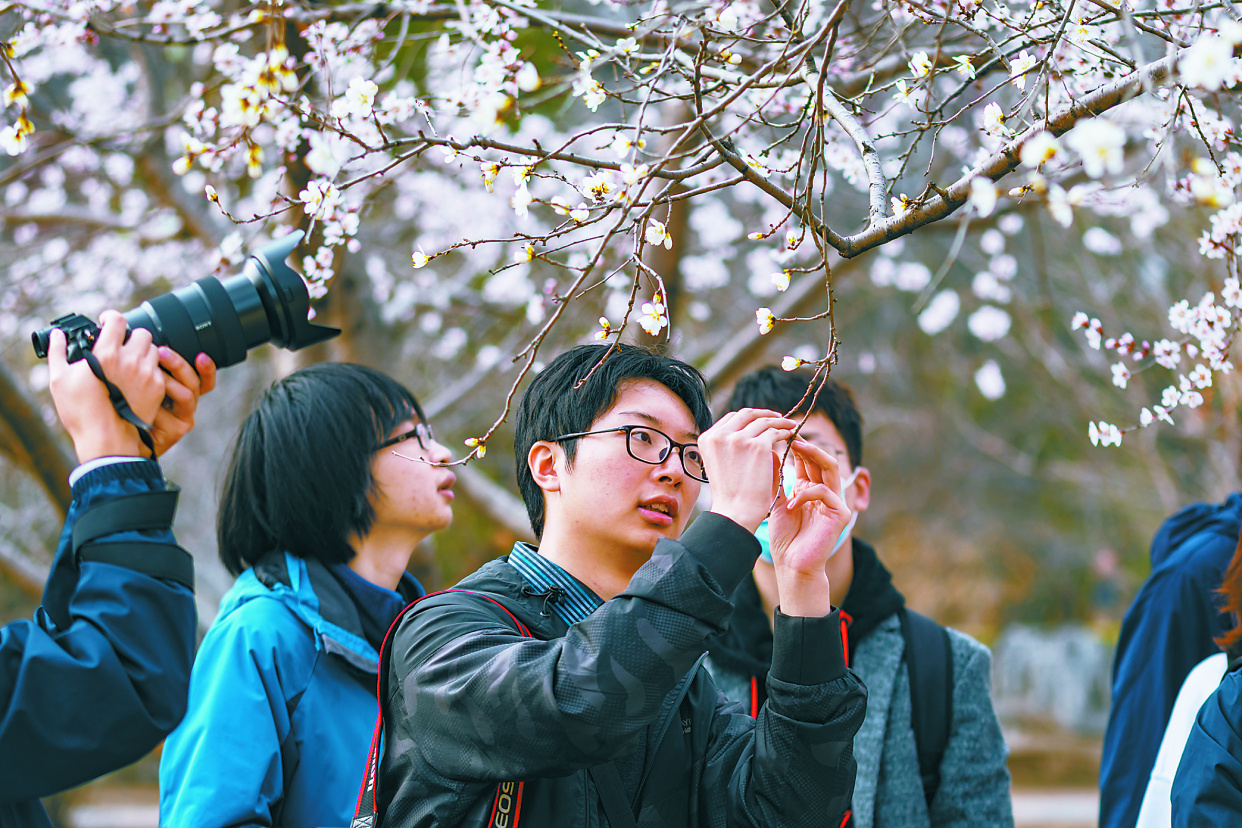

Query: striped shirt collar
[507,542,603,626]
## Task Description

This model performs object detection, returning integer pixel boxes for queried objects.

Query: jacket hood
[217,550,380,670]
[1151,493,1242,569]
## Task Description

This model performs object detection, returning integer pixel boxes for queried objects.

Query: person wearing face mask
[705,367,1013,828]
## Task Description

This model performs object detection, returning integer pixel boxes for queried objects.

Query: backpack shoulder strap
[898,607,954,809]
[352,589,531,827]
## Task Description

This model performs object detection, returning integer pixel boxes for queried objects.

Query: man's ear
[852,466,872,513]
[528,441,562,494]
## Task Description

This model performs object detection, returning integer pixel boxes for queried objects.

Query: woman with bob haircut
[159,362,456,828]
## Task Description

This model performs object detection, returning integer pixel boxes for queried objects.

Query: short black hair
[217,362,424,576]
[723,366,863,469]
[514,343,713,538]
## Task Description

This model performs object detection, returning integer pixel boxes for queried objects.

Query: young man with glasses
[706,366,1013,828]
[372,343,866,828]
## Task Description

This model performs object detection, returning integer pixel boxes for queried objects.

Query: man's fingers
[94,311,128,351]
[195,354,217,394]
[785,481,848,514]
[158,347,200,393]
[790,439,841,490]
[47,328,68,370]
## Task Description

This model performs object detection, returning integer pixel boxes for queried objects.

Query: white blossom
[970,177,998,217]
[919,290,961,335]
[1065,118,1126,178]
[975,360,1006,400]
[1180,34,1237,91]
[967,305,1012,341]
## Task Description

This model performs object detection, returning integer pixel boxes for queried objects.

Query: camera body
[37,313,103,363]
[32,231,339,368]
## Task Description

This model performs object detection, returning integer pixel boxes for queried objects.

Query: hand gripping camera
[32,230,339,368]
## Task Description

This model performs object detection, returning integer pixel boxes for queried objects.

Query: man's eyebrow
[615,410,700,440]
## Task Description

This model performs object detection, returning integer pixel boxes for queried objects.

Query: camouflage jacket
[376,513,867,828]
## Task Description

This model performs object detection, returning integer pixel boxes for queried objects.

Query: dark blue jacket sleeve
[0,460,197,802]
[1099,528,1235,828]
[1171,670,1242,826]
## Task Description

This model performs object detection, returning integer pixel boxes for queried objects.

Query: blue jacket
[0,460,197,828]
[1099,493,1242,828]
[160,550,422,828]
[1170,663,1242,824]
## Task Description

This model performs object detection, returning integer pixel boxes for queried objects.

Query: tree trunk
[0,357,74,596]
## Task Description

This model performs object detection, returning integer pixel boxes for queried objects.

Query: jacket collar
[226,550,381,673]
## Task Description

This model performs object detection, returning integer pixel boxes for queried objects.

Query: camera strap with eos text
[81,348,157,459]
[352,589,532,828]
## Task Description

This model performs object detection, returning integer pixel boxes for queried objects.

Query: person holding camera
[0,312,216,828]
[159,363,455,828]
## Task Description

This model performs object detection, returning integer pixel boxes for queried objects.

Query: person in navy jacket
[0,312,214,828]
[1099,494,1242,828]
[1170,533,1242,824]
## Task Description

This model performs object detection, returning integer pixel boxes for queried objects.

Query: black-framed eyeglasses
[555,425,708,482]
[377,422,435,453]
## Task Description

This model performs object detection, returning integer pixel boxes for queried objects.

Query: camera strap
[81,349,157,459]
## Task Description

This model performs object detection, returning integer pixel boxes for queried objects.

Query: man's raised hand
[699,408,797,533]
[48,311,164,463]
[766,439,853,618]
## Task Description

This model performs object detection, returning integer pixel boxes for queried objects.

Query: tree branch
[831,53,1177,258]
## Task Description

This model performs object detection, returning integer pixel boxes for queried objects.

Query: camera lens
[33,230,339,367]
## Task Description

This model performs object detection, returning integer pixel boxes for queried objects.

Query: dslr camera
[32,231,338,367]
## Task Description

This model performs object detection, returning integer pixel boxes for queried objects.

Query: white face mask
[755,466,860,564]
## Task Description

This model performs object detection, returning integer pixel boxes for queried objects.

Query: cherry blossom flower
[511,184,532,218]
[300,179,340,220]
[756,307,775,335]
[1010,51,1037,90]
[4,80,31,108]
[1154,339,1182,369]
[645,219,673,249]
[981,102,1013,138]
[638,295,668,336]
[582,170,615,203]
[412,247,430,269]
[515,62,541,93]
[908,51,932,79]
[975,360,1006,400]
[595,316,613,340]
[1111,362,1131,389]
[970,177,998,217]
[772,270,790,291]
[918,290,961,335]
[1180,34,1237,91]
[481,162,500,193]
[1189,364,1213,388]
[1020,131,1062,167]
[1065,118,1126,178]
[1071,312,1090,329]
[892,80,914,107]
[968,305,1011,341]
